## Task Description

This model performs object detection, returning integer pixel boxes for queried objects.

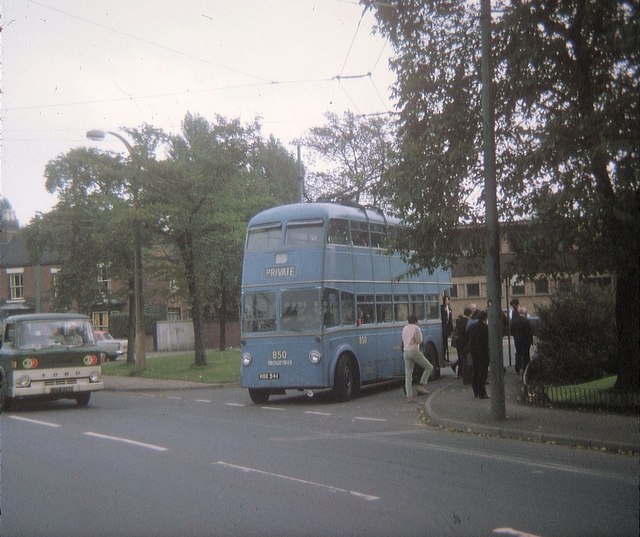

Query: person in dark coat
[440,295,453,362]
[467,310,489,399]
[511,306,533,374]
[451,306,471,378]
[509,298,520,331]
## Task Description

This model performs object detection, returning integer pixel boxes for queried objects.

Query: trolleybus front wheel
[249,388,271,404]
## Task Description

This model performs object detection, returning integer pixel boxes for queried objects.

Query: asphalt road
[1,383,637,537]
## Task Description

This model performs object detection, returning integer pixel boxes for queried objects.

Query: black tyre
[333,355,360,401]
[76,392,91,407]
[412,343,440,384]
[425,343,441,380]
[0,376,13,412]
[249,388,270,404]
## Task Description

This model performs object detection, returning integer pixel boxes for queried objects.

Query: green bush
[535,283,616,385]
[108,311,160,338]
[108,313,130,339]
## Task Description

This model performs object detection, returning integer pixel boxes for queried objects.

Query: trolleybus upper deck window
[247,224,282,251]
[285,220,324,247]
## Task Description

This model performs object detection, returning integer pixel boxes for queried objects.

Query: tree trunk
[191,292,207,367]
[179,233,207,366]
[126,276,136,365]
[219,269,227,351]
[613,263,640,392]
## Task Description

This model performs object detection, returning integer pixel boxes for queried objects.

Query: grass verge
[545,376,640,410]
[101,350,241,384]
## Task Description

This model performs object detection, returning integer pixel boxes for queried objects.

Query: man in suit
[440,295,453,362]
[511,306,534,374]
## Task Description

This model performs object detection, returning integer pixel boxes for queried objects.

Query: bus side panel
[375,325,405,379]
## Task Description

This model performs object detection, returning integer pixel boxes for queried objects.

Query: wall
[156,320,241,352]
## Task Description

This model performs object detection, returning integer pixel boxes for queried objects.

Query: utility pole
[86,129,146,372]
[480,0,505,419]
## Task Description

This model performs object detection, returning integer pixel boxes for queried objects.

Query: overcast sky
[1,0,395,227]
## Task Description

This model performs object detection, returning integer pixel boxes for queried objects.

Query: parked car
[93,331,128,361]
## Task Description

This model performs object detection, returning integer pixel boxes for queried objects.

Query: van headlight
[89,371,102,383]
[242,353,253,366]
[17,375,31,388]
[308,350,321,364]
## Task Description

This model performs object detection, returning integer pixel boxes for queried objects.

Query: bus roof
[4,313,91,323]
[248,202,400,228]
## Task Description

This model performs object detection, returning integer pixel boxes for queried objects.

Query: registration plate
[51,386,74,394]
[259,372,280,380]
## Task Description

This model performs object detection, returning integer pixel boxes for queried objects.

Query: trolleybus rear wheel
[412,342,441,385]
[333,354,360,401]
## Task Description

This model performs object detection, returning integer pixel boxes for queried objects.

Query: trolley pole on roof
[297,144,304,203]
[481,0,505,420]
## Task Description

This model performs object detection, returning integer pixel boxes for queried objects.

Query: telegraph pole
[480,0,505,419]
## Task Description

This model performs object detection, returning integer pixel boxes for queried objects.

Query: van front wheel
[76,393,91,407]
[0,377,13,412]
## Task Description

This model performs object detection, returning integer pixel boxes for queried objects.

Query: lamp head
[86,129,107,141]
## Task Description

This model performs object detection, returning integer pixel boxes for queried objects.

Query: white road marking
[167,396,182,400]
[9,416,61,428]
[261,406,286,411]
[305,411,332,416]
[215,461,380,501]
[224,402,246,407]
[84,432,169,452]
[354,416,387,422]
[195,399,211,403]
[494,528,542,537]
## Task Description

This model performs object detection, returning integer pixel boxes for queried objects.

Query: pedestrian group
[403,295,534,402]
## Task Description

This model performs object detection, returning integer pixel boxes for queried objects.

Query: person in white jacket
[402,314,434,401]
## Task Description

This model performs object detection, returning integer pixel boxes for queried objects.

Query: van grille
[44,379,78,386]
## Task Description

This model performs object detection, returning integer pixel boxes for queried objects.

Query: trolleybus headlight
[242,353,253,366]
[308,350,321,364]
[89,371,102,383]
[17,375,31,388]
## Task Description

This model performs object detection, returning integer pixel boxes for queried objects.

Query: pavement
[425,367,639,455]
[103,361,639,456]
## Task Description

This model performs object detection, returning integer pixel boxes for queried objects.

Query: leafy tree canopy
[366,0,639,390]
[298,111,393,206]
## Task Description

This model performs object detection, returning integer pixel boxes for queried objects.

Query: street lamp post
[87,129,146,372]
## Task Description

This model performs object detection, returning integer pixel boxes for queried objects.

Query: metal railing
[521,382,640,414]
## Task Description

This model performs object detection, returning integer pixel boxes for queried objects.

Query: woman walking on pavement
[402,314,434,401]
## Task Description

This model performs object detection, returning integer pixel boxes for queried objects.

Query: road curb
[423,382,638,455]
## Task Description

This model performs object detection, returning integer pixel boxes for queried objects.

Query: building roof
[0,232,63,268]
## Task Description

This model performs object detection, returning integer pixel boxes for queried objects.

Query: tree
[299,111,393,205]
[367,0,639,390]
[24,148,135,316]
[143,113,298,364]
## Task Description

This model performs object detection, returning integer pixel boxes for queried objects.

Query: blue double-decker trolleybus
[240,202,452,404]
